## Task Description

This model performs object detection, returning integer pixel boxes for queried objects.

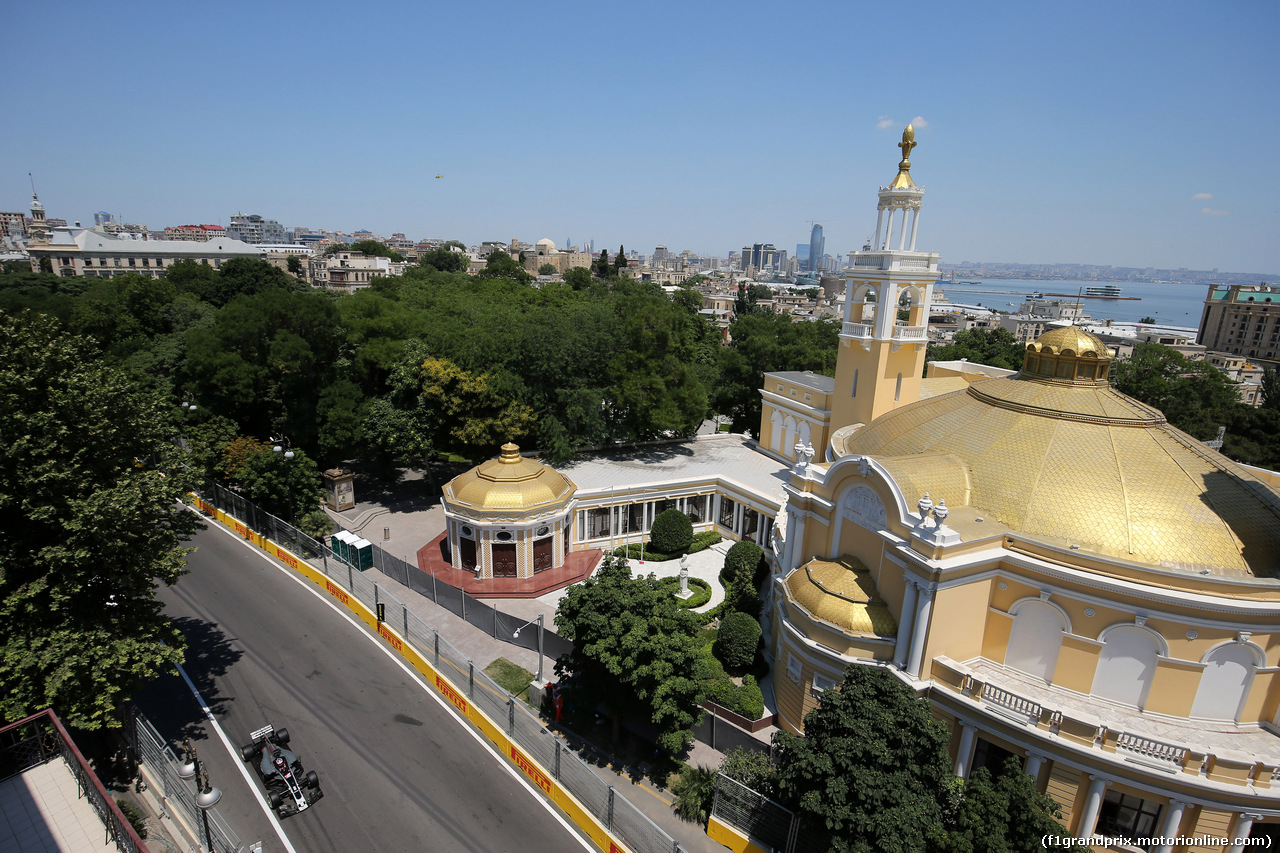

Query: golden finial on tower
[889,124,918,189]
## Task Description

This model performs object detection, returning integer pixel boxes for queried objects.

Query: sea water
[938,279,1213,328]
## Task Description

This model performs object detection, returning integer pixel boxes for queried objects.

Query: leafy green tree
[203,257,301,308]
[670,287,704,314]
[1261,366,1280,412]
[162,258,218,298]
[926,327,1025,372]
[286,255,303,275]
[0,312,200,729]
[478,249,532,285]
[614,245,628,273]
[650,508,694,554]
[718,746,777,799]
[538,263,558,276]
[221,438,324,522]
[1111,342,1239,439]
[563,266,593,291]
[774,665,953,852]
[945,758,1084,853]
[714,612,761,672]
[419,246,469,274]
[555,553,712,753]
[346,240,405,262]
[721,540,765,616]
[593,250,612,278]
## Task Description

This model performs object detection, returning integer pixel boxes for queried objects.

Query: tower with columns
[831,124,941,430]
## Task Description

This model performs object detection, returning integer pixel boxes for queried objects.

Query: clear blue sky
[5,0,1277,274]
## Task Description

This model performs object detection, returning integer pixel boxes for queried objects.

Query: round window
[536,526,550,537]
[496,531,512,541]
[461,525,473,537]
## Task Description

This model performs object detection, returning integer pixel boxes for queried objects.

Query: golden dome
[783,556,898,635]
[837,376,1280,577]
[443,443,576,519]
[1029,326,1112,358]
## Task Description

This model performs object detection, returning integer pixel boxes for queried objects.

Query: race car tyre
[306,771,319,789]
[275,727,290,744]
[241,743,258,762]
[269,791,284,810]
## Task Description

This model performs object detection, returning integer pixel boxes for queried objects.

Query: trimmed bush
[688,531,722,554]
[706,673,765,720]
[721,540,765,617]
[651,508,694,554]
[612,543,674,562]
[715,612,762,672]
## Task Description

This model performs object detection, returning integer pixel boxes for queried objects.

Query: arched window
[894,372,903,402]
[1191,643,1261,722]
[782,415,796,456]
[1091,625,1164,708]
[798,421,811,445]
[1004,600,1067,683]
[770,409,782,452]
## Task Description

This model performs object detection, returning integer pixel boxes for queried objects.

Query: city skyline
[4,1,1277,275]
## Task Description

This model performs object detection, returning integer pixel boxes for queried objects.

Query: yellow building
[767,130,1280,850]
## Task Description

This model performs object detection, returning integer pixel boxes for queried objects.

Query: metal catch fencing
[196,486,690,853]
[128,707,245,853]
[710,773,811,853]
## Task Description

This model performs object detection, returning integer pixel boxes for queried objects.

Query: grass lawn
[485,658,534,703]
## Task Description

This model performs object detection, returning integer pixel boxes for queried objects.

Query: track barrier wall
[193,492,691,853]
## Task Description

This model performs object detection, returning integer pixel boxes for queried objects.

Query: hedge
[658,575,712,609]
[715,612,762,671]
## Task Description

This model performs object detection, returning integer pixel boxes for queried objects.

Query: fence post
[507,698,515,734]
[402,604,408,640]
[493,607,498,639]
[554,740,561,780]
[785,812,801,853]
[468,662,475,698]
[374,582,380,610]
[348,563,353,591]
[321,550,329,576]
[434,630,440,664]
[607,785,615,829]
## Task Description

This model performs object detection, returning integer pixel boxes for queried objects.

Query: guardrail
[193,487,690,853]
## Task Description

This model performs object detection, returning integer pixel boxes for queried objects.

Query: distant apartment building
[1204,351,1266,406]
[740,242,784,273]
[164,224,227,242]
[227,213,287,245]
[997,298,1088,342]
[1198,283,1280,363]
[93,211,114,227]
[311,251,404,292]
[27,227,263,278]
[0,211,27,237]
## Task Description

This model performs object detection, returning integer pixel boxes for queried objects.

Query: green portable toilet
[332,529,357,564]
[351,537,374,572]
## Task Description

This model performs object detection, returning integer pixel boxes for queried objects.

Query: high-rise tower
[808,223,824,273]
[831,124,941,429]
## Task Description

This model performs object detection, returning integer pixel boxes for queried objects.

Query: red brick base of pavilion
[416,531,602,599]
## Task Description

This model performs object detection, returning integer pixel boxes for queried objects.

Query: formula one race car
[240,724,323,817]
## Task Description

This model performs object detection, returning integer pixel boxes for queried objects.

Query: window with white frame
[786,655,802,684]
[812,672,837,695]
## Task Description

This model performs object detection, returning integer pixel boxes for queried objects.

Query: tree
[563,266,593,291]
[538,263,558,277]
[203,257,301,308]
[1111,342,1239,439]
[718,746,777,799]
[346,240,405,262]
[419,246,469,274]
[946,758,1085,853]
[286,255,303,275]
[555,554,712,753]
[650,508,693,554]
[221,439,325,523]
[478,249,532,285]
[671,764,717,824]
[721,540,765,616]
[926,327,1025,372]
[714,612,761,671]
[1139,316,1157,324]
[1261,366,1280,411]
[773,665,954,852]
[614,245,628,274]
[593,250,612,278]
[0,312,201,729]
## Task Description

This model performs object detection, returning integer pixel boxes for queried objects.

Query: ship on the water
[1086,284,1123,298]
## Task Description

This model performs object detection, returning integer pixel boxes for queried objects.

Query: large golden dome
[836,331,1280,577]
[1029,326,1112,358]
[443,443,576,519]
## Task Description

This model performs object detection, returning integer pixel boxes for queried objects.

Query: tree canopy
[0,312,201,728]
[555,554,712,753]
[926,327,1025,372]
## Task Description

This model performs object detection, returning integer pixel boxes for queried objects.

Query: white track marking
[192,508,596,852]
[172,658,299,853]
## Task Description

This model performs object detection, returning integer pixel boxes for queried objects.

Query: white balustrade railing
[1116,733,1187,767]
[895,325,927,339]
[842,322,873,337]
[981,683,1042,721]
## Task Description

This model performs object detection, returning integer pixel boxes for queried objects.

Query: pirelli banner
[194,496,633,853]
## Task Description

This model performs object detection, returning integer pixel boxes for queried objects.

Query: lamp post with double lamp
[511,613,545,684]
[177,739,222,853]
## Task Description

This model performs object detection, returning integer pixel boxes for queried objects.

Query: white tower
[831,125,942,429]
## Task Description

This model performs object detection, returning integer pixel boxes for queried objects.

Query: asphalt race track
[145,521,591,853]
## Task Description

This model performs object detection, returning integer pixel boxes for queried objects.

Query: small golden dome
[443,443,577,518]
[783,556,898,636]
[1028,326,1112,358]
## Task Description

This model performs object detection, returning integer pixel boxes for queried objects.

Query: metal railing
[196,486,690,853]
[0,709,149,853]
[710,773,809,853]
[128,707,245,853]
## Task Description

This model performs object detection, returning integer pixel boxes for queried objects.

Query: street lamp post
[177,739,222,853]
[511,613,545,683]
